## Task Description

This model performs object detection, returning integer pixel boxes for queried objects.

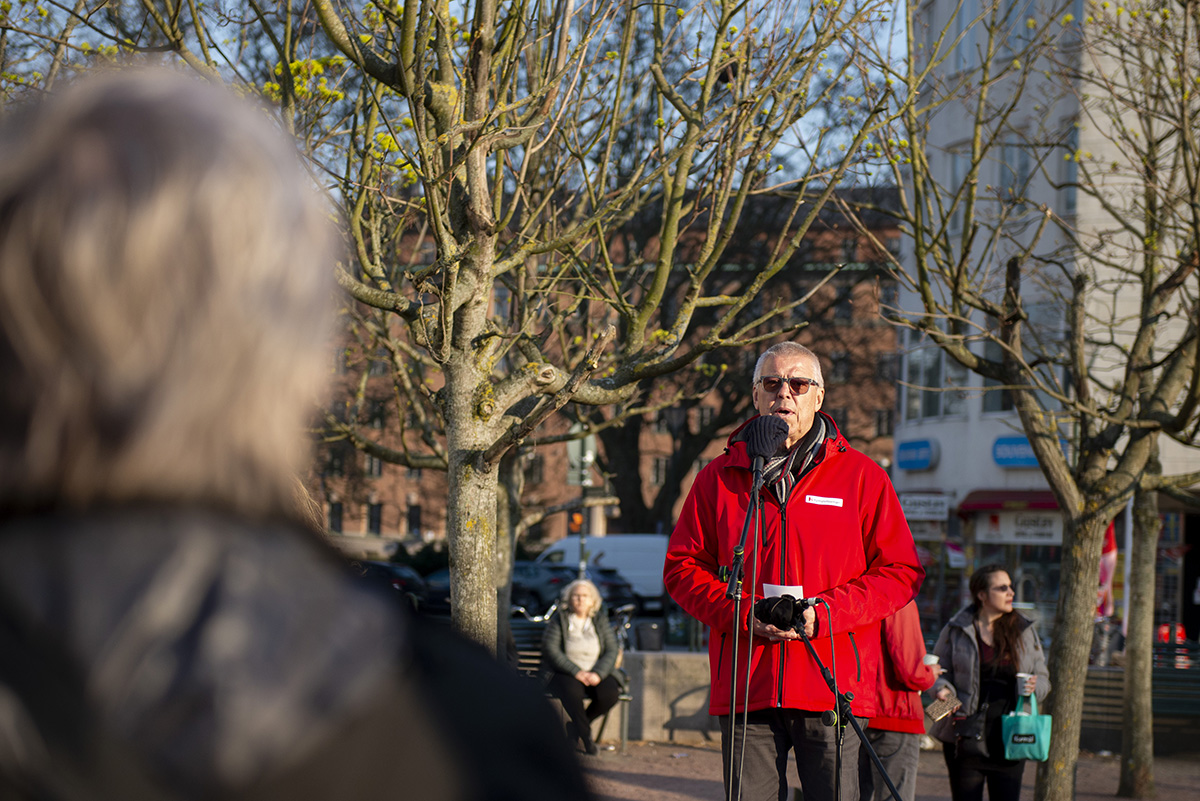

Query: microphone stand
[723,458,765,801]
[797,605,905,801]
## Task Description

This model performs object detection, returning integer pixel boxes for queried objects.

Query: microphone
[744,415,789,492]
[724,415,789,600]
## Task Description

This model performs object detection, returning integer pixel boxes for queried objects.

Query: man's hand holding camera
[751,595,816,641]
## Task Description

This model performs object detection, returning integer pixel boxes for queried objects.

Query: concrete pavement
[580,741,1200,801]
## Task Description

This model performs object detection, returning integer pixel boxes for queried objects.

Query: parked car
[351,560,428,609]
[422,567,452,615]
[512,560,574,614]
[589,566,638,612]
[537,534,669,612]
[514,561,637,613]
[421,565,541,616]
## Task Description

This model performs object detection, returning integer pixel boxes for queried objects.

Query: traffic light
[568,511,584,534]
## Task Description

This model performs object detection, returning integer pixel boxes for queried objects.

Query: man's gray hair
[0,69,335,520]
[752,342,824,386]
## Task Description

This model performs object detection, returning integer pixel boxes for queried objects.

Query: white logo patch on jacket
[805,495,844,507]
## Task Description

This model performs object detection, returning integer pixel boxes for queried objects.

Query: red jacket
[868,601,938,733]
[664,414,923,717]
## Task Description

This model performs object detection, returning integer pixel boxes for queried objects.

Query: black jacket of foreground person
[0,507,591,801]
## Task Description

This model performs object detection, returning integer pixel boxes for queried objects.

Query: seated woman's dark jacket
[540,606,618,683]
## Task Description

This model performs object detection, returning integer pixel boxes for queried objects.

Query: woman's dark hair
[969,564,1024,664]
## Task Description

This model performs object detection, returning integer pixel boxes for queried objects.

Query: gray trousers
[858,729,920,801]
[719,709,863,801]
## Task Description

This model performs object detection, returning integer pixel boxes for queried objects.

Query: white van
[537,534,670,612]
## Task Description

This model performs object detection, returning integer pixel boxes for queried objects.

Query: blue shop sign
[993,436,1038,468]
[897,439,940,471]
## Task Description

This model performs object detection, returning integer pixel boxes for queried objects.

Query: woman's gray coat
[929,607,1050,744]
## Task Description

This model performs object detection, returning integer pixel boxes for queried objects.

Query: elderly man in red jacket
[664,342,924,801]
[859,601,941,801]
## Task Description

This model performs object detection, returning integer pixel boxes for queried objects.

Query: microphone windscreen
[745,415,789,460]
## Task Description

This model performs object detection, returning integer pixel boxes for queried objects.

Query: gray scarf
[762,416,826,504]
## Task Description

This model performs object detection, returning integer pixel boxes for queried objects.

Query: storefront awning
[957,490,1058,514]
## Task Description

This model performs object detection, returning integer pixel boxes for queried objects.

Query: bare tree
[848,1,1200,798]
[2,0,910,651]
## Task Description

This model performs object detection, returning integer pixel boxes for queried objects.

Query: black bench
[1080,646,1200,755]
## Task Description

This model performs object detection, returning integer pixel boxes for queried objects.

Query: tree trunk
[1036,514,1107,801]
[495,451,525,659]
[1118,486,1159,797]
[447,441,500,653]
[444,281,500,652]
[597,417,652,531]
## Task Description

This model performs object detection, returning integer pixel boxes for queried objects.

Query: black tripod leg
[846,715,905,801]
[796,626,905,801]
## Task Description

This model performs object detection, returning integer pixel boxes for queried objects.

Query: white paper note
[762,583,804,598]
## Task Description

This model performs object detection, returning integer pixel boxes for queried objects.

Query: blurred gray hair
[753,342,824,385]
[0,69,335,520]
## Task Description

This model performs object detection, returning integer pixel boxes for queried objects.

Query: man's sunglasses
[758,375,822,396]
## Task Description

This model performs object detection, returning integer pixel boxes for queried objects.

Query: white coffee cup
[923,654,939,666]
[1016,672,1034,694]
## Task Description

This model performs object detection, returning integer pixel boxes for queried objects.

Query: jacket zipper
[717,632,726,682]
[773,434,831,707]
[849,632,862,682]
[776,494,787,707]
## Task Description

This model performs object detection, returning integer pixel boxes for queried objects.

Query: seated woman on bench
[542,579,622,756]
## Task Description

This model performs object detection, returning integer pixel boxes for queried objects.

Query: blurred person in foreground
[930,565,1050,801]
[541,579,621,756]
[857,601,941,801]
[664,341,924,801]
[0,69,589,801]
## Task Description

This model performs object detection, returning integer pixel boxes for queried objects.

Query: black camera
[753,594,810,633]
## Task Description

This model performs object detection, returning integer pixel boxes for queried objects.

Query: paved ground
[579,741,1200,801]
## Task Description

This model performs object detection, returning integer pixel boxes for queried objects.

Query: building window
[406,466,423,480]
[407,504,422,537]
[368,348,389,376]
[652,457,669,486]
[982,340,1016,412]
[949,149,968,234]
[875,353,900,383]
[326,449,346,478]
[829,352,851,383]
[368,401,386,429]
[903,335,968,420]
[525,454,544,486]
[365,454,383,477]
[1001,140,1030,210]
[1060,125,1078,218]
[790,283,811,323]
[875,408,895,437]
[885,238,902,262]
[328,502,343,533]
[367,503,383,535]
[655,408,685,435]
[840,237,859,264]
[833,287,854,324]
[697,406,715,430]
[825,407,848,431]
[878,280,899,314]
[954,0,979,73]
[695,457,712,473]
[1002,0,1036,56]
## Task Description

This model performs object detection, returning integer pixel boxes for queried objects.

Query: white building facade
[893,0,1200,637]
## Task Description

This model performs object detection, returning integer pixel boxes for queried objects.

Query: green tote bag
[1002,692,1051,761]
